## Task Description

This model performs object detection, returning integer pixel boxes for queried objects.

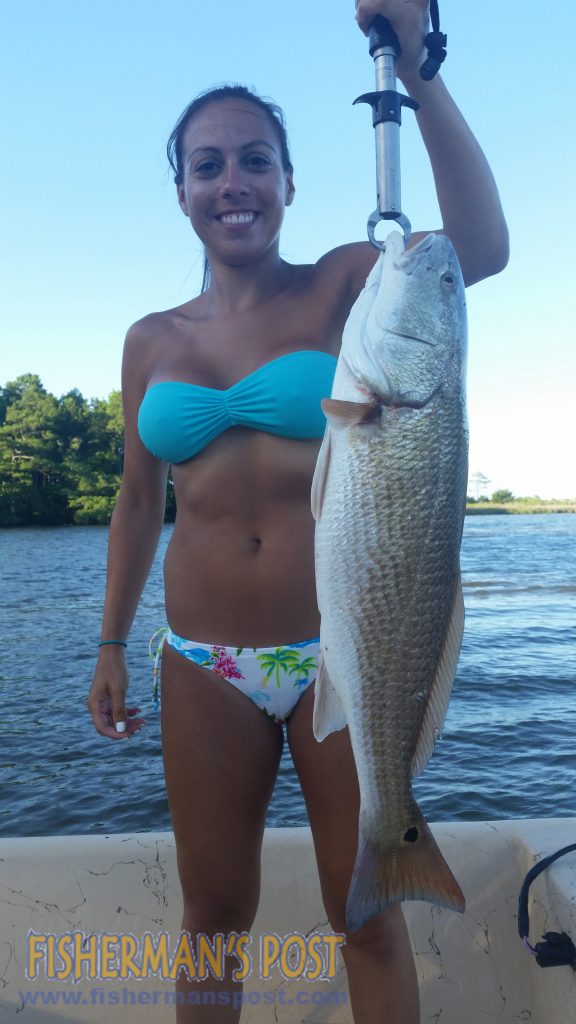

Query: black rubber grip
[368,15,401,57]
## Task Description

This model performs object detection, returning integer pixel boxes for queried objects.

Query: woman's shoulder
[123,298,206,360]
[313,241,379,299]
[124,309,168,342]
[119,310,190,396]
[125,300,203,343]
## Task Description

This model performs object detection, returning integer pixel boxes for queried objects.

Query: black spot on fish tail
[345,815,465,931]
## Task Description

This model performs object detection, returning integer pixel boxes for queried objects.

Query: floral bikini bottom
[149,628,320,724]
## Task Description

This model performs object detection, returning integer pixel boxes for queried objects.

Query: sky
[1,0,575,499]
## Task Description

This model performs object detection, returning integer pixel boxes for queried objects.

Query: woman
[87,1,508,1020]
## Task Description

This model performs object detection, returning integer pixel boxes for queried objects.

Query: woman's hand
[87,648,145,740]
[354,0,430,81]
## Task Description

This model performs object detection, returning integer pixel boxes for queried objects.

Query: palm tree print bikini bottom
[150,628,320,724]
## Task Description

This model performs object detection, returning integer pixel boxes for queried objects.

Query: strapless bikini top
[137,349,337,464]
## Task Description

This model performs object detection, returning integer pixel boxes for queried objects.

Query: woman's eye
[244,155,270,169]
[194,161,220,175]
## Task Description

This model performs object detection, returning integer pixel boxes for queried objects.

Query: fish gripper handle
[368,5,447,81]
[368,15,401,57]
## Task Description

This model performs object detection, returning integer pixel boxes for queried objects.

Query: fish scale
[312,231,468,931]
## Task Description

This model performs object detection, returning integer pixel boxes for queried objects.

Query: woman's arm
[354,0,509,285]
[400,72,509,285]
[87,321,169,739]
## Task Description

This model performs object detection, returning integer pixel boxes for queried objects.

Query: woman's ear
[177,183,190,217]
[285,173,295,207]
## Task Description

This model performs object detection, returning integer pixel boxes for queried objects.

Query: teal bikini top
[137,349,337,464]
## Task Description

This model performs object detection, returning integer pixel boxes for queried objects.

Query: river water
[0,514,574,837]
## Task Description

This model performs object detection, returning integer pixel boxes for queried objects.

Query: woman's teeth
[219,212,256,225]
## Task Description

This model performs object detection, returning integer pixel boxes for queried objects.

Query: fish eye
[442,273,456,287]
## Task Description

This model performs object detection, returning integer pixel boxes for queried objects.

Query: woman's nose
[219,160,249,196]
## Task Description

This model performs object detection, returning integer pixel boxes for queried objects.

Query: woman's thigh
[286,684,360,927]
[161,642,284,929]
[287,685,419,1022]
[287,685,408,933]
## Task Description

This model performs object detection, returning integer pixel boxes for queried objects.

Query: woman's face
[177,100,295,268]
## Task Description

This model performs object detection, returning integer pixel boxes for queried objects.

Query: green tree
[491,489,514,503]
[70,392,124,524]
[0,375,69,524]
[0,375,175,526]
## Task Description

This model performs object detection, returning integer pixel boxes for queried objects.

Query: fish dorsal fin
[311,429,332,521]
[411,577,465,777]
[321,398,380,431]
[313,654,347,741]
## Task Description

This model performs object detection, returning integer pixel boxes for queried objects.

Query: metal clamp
[355,16,419,249]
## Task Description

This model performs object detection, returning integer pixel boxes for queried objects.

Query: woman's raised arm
[354,0,509,285]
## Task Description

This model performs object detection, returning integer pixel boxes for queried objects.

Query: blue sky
[2,0,575,498]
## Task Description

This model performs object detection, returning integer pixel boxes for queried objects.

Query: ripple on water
[1,515,575,835]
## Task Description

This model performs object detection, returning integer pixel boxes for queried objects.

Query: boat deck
[0,820,574,1022]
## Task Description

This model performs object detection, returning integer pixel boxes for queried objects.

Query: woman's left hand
[354,0,430,81]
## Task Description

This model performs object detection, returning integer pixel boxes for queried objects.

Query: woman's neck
[202,250,297,314]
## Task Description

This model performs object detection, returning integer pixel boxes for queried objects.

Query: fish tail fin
[346,812,465,932]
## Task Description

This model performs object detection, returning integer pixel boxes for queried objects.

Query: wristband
[98,640,127,648]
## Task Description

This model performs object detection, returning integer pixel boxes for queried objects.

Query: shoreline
[1,504,575,529]
[466,501,576,515]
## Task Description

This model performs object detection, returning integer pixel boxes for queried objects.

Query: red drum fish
[312,232,468,931]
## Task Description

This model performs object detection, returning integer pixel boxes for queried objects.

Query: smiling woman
[177,103,295,279]
[167,85,295,290]
[86,4,508,1021]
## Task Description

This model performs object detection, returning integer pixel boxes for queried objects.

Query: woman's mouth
[217,211,258,226]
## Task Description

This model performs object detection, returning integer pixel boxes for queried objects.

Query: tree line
[0,375,175,527]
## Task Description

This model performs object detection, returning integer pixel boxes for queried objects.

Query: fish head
[341,232,467,408]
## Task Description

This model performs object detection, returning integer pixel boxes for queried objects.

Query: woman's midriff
[163,430,323,647]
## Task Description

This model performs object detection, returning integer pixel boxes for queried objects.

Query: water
[0,515,574,837]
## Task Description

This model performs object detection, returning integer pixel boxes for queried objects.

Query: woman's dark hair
[167,83,293,186]
[167,85,293,292]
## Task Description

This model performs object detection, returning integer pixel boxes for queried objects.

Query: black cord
[518,843,576,969]
[420,0,447,81]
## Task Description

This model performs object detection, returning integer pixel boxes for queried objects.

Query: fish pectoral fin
[321,398,380,430]
[411,576,465,778]
[311,428,332,521]
[312,655,347,741]
[311,399,381,519]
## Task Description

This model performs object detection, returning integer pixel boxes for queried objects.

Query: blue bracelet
[98,640,127,647]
